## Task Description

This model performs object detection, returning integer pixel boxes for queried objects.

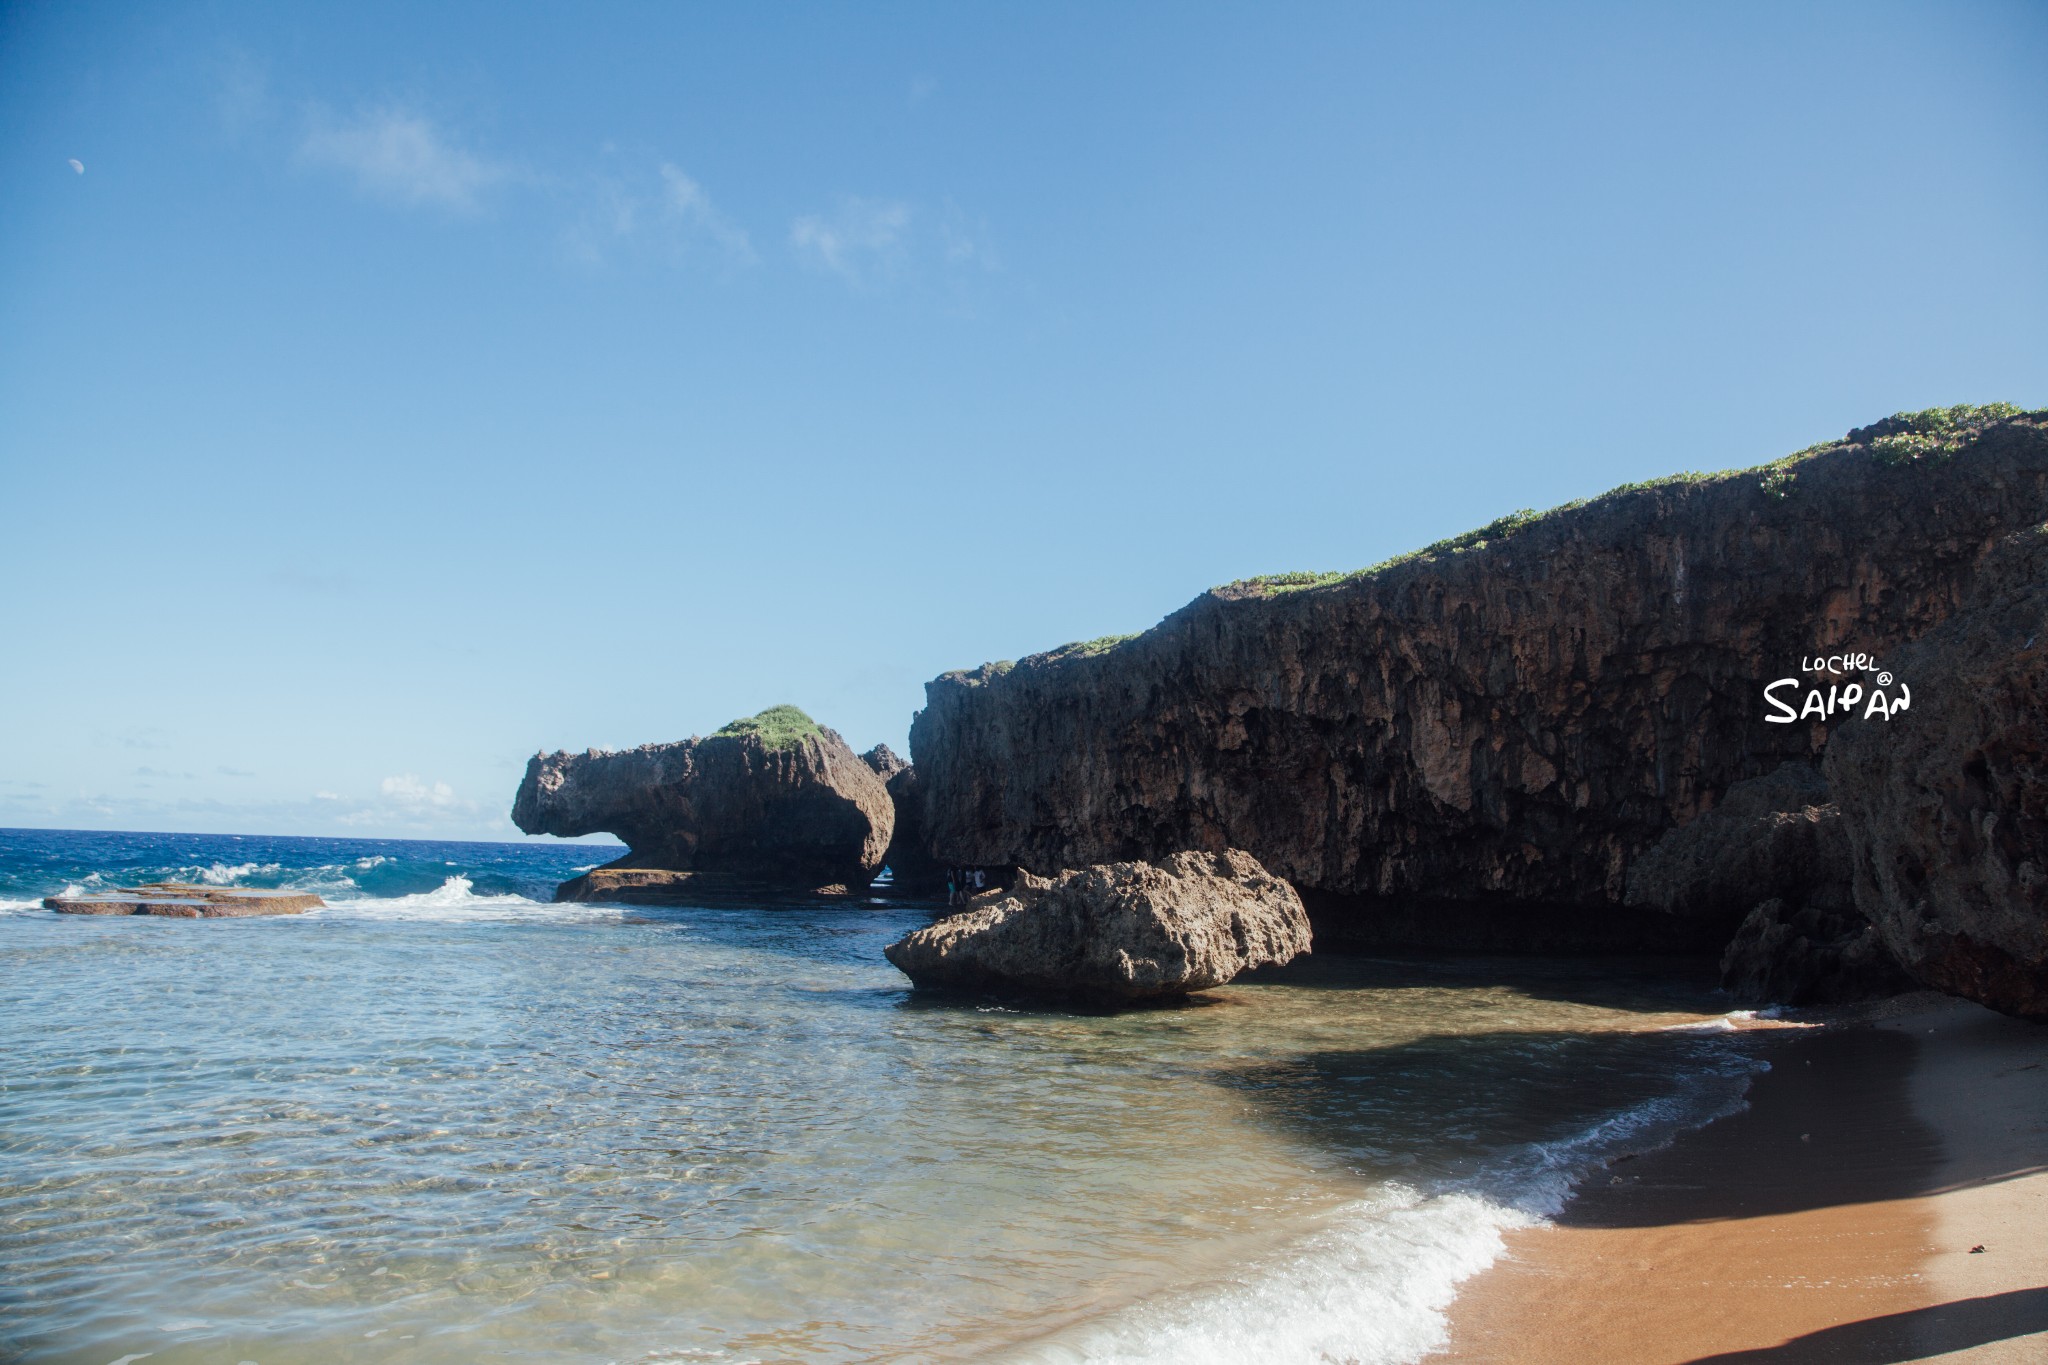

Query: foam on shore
[1004,1046,1761,1365]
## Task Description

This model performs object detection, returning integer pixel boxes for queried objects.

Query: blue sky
[2,1,2044,841]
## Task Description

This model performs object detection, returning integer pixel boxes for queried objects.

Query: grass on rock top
[713,705,823,750]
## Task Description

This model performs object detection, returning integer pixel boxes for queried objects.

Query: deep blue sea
[0,828,1760,1365]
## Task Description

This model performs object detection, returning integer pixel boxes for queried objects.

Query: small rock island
[511,705,898,901]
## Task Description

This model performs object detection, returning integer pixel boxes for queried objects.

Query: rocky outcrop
[883,849,1310,1002]
[513,706,893,898]
[907,412,2048,948]
[861,744,909,780]
[1826,524,2048,1020]
[1621,761,1911,1003]
[47,884,324,917]
[1719,898,1913,1007]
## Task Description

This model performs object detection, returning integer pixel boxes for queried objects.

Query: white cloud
[564,161,755,268]
[661,164,755,261]
[790,197,913,286]
[379,773,462,809]
[300,108,508,211]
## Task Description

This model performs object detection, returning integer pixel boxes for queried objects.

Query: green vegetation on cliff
[714,705,822,750]
[1043,633,1140,660]
[1868,402,2023,466]
[961,404,2041,673]
[1217,403,2037,599]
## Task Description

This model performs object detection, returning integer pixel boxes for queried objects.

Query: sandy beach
[1437,995,2048,1364]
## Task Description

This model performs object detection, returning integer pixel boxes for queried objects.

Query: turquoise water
[0,829,1759,1364]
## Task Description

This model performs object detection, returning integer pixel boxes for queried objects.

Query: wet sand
[1437,995,2048,1364]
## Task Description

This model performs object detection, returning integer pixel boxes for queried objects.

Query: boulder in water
[883,848,1310,1002]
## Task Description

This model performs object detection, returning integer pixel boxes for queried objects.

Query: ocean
[0,828,1761,1365]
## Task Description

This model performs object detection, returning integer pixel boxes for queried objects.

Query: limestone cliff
[1826,522,2048,1020]
[513,706,893,895]
[907,409,2048,950]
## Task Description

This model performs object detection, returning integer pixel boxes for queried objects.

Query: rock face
[1623,761,1910,1004]
[513,706,894,897]
[1625,762,1843,926]
[883,849,1310,1001]
[47,884,324,917]
[1826,524,2048,1020]
[907,413,2048,948]
[1719,898,1913,1007]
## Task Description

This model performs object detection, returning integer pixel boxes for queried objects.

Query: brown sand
[1436,996,2048,1365]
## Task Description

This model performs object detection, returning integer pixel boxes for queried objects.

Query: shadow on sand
[1223,1025,2041,1223]
[1679,1285,2048,1363]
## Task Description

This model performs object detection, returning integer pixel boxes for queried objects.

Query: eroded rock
[882,848,1310,1002]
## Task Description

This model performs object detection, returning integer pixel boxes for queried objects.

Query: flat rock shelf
[45,883,325,917]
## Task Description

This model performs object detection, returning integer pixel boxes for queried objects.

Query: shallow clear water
[0,829,1758,1364]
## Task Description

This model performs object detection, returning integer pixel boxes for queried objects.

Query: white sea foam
[189,860,282,885]
[1012,1048,1761,1365]
[318,875,618,924]
[1012,1185,1527,1365]
[1662,1009,1759,1033]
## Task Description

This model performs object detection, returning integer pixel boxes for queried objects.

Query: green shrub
[1421,508,1542,556]
[1870,403,2024,466]
[713,704,822,749]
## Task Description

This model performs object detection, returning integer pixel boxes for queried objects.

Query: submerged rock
[47,884,323,917]
[1827,524,2048,1021]
[513,705,894,899]
[882,848,1310,1002]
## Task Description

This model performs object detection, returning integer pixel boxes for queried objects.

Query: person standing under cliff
[946,867,960,908]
